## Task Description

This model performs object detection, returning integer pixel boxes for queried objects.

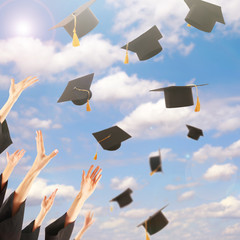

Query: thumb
[11,78,15,86]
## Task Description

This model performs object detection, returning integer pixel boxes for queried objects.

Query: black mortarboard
[150,84,207,111]
[50,0,98,47]
[110,188,133,208]
[137,205,168,239]
[149,150,162,176]
[184,0,225,32]
[186,124,203,140]
[0,120,13,154]
[57,73,94,111]
[121,25,163,63]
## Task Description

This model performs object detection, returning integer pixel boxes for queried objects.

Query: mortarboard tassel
[194,85,200,112]
[86,99,91,112]
[124,43,129,64]
[93,134,111,160]
[145,221,150,240]
[187,24,191,27]
[110,205,113,212]
[150,165,161,176]
[72,13,80,47]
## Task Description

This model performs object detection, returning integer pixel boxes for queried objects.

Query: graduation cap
[50,0,99,47]
[92,126,131,160]
[149,150,162,176]
[150,84,207,111]
[110,188,133,208]
[121,25,163,63]
[186,124,203,140]
[184,0,225,32]
[0,120,13,154]
[57,73,94,111]
[137,205,168,239]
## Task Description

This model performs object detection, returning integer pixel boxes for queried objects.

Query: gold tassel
[124,43,129,64]
[110,205,113,212]
[145,221,150,240]
[94,152,97,160]
[86,99,91,112]
[187,24,191,27]
[150,165,161,176]
[72,14,80,47]
[195,96,200,112]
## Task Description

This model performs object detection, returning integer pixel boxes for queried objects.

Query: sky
[0,0,240,239]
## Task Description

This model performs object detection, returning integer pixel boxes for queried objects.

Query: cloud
[203,164,238,181]
[119,208,157,218]
[192,139,240,163]
[99,218,127,229]
[223,223,240,235]
[0,74,11,90]
[92,70,164,102]
[178,191,195,201]
[116,97,240,139]
[27,178,78,205]
[165,182,199,191]
[28,118,52,129]
[0,34,122,79]
[110,176,140,190]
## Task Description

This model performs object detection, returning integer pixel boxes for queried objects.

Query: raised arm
[65,165,102,227]
[0,76,38,123]
[1,150,26,191]
[74,211,94,240]
[33,189,58,231]
[12,130,58,216]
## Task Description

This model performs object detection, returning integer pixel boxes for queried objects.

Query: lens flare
[15,21,32,36]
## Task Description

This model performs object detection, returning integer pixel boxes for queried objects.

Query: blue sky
[0,0,240,239]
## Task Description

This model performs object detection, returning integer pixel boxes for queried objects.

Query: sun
[15,21,32,36]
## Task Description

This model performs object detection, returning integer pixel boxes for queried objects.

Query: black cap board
[150,84,207,108]
[184,0,225,32]
[57,73,93,107]
[0,120,13,154]
[137,205,168,235]
[186,124,203,140]
[50,0,98,40]
[110,188,133,208]
[121,25,163,61]
[92,126,131,151]
[149,150,162,176]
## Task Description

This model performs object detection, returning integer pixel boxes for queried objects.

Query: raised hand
[6,149,26,168]
[31,130,58,173]
[33,189,58,231]
[9,76,38,99]
[80,165,102,200]
[83,211,94,230]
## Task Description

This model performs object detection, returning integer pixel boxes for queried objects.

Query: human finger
[90,166,99,179]
[86,165,94,178]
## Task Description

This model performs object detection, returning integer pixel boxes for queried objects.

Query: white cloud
[0,34,122,79]
[119,208,157,218]
[165,182,199,191]
[203,164,238,181]
[149,148,179,161]
[27,178,78,205]
[223,223,240,235]
[192,139,240,163]
[28,118,52,129]
[116,97,240,139]
[99,218,126,229]
[110,176,140,190]
[178,191,195,201]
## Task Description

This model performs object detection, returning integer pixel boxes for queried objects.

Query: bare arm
[12,130,58,216]
[33,189,58,231]
[1,150,25,190]
[0,76,38,123]
[74,211,94,240]
[65,165,102,227]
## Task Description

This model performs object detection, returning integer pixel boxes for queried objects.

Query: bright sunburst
[15,21,32,36]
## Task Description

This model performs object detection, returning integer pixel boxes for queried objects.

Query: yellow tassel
[195,96,200,112]
[110,205,113,212]
[73,30,80,47]
[94,152,97,160]
[145,222,150,240]
[187,24,191,27]
[150,165,160,176]
[86,99,91,112]
[72,14,80,47]
[124,43,129,64]
[124,52,129,64]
